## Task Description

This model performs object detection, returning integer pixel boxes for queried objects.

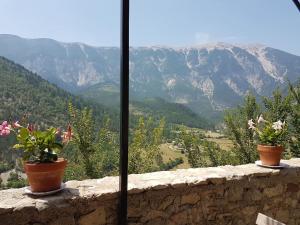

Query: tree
[94,116,119,177]
[180,128,204,167]
[224,94,260,164]
[68,103,97,178]
[180,127,235,168]
[262,88,292,122]
[128,117,165,174]
[201,140,237,167]
[288,82,300,157]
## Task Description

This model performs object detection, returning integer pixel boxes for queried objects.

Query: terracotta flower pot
[257,145,283,166]
[24,158,67,192]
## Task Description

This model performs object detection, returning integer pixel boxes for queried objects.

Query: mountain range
[0,34,299,118]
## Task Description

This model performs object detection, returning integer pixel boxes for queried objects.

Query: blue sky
[0,0,299,55]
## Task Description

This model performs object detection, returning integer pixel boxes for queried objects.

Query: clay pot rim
[257,145,284,152]
[257,144,283,148]
[25,158,67,165]
[24,158,67,172]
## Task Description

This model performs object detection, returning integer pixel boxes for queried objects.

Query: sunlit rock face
[0,34,300,115]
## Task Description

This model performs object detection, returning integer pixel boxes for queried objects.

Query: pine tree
[95,116,119,176]
[224,94,260,164]
[128,117,165,174]
[68,103,97,178]
[262,88,292,122]
[288,82,300,157]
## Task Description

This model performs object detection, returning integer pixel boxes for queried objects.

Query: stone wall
[1,158,300,225]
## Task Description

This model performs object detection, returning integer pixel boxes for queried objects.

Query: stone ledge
[1,158,300,225]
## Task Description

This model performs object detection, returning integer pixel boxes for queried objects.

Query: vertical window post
[292,0,300,11]
[119,0,129,224]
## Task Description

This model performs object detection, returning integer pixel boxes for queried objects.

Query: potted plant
[248,115,287,166]
[0,120,72,192]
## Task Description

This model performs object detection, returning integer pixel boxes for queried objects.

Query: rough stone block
[242,206,257,216]
[287,183,299,193]
[276,209,290,223]
[78,207,106,225]
[181,193,200,205]
[159,196,175,210]
[49,217,75,225]
[263,184,284,198]
[170,210,188,224]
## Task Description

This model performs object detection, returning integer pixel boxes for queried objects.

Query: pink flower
[12,121,21,128]
[63,124,73,143]
[0,121,11,136]
[27,124,35,133]
[0,121,8,128]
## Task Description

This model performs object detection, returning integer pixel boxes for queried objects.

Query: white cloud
[221,35,240,42]
[195,32,242,45]
[195,32,213,45]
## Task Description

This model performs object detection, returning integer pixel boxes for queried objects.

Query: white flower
[272,120,284,131]
[257,114,266,124]
[248,119,255,129]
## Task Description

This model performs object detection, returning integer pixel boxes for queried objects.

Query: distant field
[159,129,234,171]
[159,144,190,169]
[204,130,233,151]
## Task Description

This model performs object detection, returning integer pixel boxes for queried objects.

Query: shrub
[6,172,27,188]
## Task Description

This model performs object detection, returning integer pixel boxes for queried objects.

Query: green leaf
[12,144,24,149]
[19,128,29,140]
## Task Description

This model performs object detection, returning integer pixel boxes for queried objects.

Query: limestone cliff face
[1,34,299,115]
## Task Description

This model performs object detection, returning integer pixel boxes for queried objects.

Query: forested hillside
[0,56,70,126]
[131,98,212,129]
[79,82,214,128]
[0,56,115,127]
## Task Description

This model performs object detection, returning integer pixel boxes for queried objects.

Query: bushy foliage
[224,94,259,164]
[6,172,27,189]
[65,103,166,179]
[160,157,183,170]
[63,114,120,180]
[179,128,235,167]
[128,117,165,174]
[67,103,98,178]
[94,117,119,177]
[262,89,292,122]
[0,162,13,173]
[288,82,300,157]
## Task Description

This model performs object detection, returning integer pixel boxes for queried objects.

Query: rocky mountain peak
[0,34,299,117]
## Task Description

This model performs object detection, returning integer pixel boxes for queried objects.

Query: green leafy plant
[248,115,287,146]
[0,120,72,163]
